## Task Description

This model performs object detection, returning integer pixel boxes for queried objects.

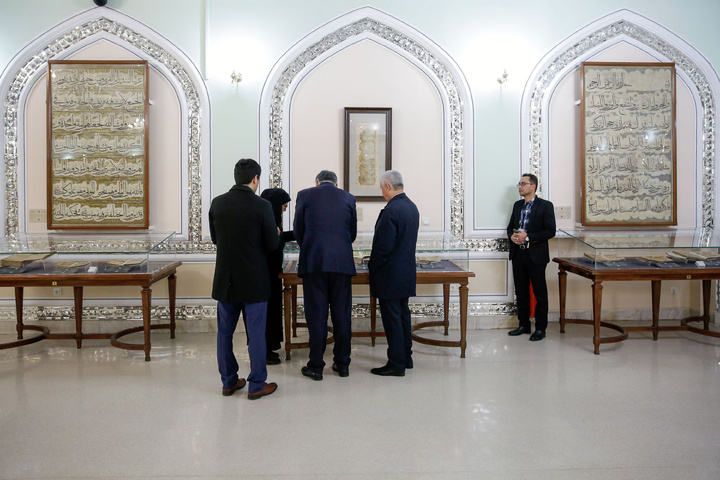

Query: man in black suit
[293,170,357,380]
[369,170,419,377]
[209,159,279,400]
[506,173,556,341]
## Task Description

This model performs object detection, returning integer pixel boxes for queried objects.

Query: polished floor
[1,323,719,480]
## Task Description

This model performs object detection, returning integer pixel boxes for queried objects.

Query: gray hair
[380,170,404,190]
[315,170,337,184]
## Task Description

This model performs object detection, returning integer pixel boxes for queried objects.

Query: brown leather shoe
[222,378,246,396]
[248,382,278,400]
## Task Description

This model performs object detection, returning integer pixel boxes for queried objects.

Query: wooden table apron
[278,260,475,360]
[0,261,181,361]
[553,257,720,354]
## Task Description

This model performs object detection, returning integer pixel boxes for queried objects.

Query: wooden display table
[554,257,720,354]
[0,261,181,361]
[279,260,475,359]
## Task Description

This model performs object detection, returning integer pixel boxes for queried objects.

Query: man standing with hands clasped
[506,173,556,342]
[369,170,419,376]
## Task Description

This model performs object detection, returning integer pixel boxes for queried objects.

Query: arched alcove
[521,9,719,229]
[259,6,474,238]
[0,8,212,246]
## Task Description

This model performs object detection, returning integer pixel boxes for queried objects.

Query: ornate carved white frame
[521,9,718,229]
[259,6,474,239]
[0,8,212,249]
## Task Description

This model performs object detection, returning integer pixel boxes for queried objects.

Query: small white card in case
[696,261,706,267]
[88,266,98,273]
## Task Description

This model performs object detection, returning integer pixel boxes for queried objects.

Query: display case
[557,228,720,269]
[284,232,470,271]
[0,232,180,360]
[281,233,474,359]
[554,228,720,354]
[0,232,177,274]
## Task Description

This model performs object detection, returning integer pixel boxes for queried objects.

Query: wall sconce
[230,71,243,84]
[497,70,508,85]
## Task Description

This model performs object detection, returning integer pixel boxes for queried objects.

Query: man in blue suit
[293,170,357,380]
[369,170,420,376]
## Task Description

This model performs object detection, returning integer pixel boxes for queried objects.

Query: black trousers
[379,298,413,372]
[265,276,283,352]
[301,272,353,371]
[511,249,549,331]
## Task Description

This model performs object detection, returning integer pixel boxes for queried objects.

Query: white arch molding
[521,9,719,229]
[0,8,212,248]
[259,6,476,241]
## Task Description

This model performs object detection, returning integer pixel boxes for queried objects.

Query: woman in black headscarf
[260,188,294,364]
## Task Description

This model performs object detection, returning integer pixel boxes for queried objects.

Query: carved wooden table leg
[142,286,152,361]
[168,274,177,338]
[558,268,567,333]
[459,283,468,358]
[15,286,23,340]
[702,279,711,330]
[370,295,377,347]
[74,286,83,349]
[592,280,603,355]
[443,283,450,335]
[283,283,293,360]
[651,280,661,340]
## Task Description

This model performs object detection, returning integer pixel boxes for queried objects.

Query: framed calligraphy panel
[581,62,676,226]
[343,107,392,201]
[47,60,149,229]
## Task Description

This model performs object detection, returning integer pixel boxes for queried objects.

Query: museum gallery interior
[0,1,719,479]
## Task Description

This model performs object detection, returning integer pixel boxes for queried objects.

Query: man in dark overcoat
[209,158,279,399]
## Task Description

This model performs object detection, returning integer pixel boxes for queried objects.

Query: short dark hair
[234,159,261,185]
[521,173,538,188]
[315,170,337,184]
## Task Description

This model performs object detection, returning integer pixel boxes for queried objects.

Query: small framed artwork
[580,62,676,226]
[343,107,392,201]
[47,60,150,229]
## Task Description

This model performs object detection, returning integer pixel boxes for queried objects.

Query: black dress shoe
[529,330,546,341]
[370,365,405,377]
[301,366,323,381]
[266,355,282,365]
[405,358,413,369]
[508,326,531,336]
[331,363,349,377]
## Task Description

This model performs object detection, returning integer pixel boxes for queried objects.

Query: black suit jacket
[368,192,420,299]
[209,185,279,303]
[506,196,556,265]
[293,182,357,277]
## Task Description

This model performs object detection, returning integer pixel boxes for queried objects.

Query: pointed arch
[0,7,211,245]
[259,6,473,238]
[521,9,720,228]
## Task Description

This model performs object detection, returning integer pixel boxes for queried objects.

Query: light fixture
[497,69,508,85]
[230,71,243,84]
[93,0,108,6]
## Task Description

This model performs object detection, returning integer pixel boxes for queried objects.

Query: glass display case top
[558,228,720,269]
[559,228,720,250]
[0,232,176,255]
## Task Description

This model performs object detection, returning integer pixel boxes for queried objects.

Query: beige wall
[290,40,443,232]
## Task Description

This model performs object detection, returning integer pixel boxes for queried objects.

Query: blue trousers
[301,272,352,372]
[217,301,267,394]
[379,298,413,372]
